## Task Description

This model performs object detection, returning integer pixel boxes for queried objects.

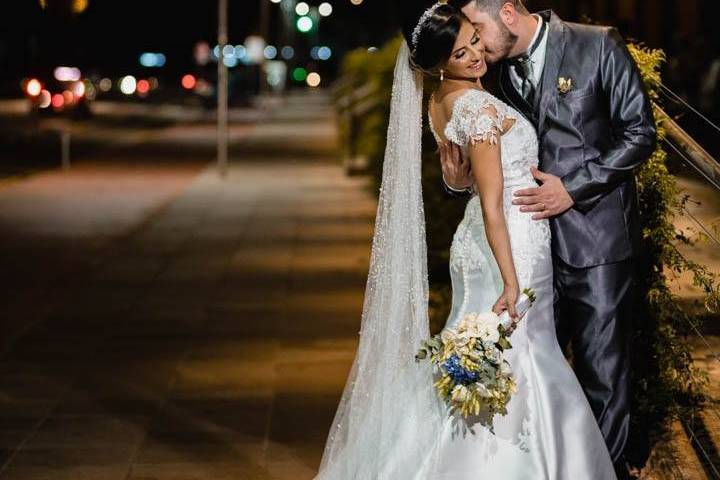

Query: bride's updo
[403,3,466,74]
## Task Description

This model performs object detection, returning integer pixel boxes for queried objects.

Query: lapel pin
[557,77,573,95]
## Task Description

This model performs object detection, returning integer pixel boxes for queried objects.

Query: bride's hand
[439,143,473,190]
[492,284,520,320]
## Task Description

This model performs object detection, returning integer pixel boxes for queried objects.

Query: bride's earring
[440,70,444,82]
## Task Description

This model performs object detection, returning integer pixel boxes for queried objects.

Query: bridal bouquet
[416,289,536,419]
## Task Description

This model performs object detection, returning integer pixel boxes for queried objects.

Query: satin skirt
[415,195,617,479]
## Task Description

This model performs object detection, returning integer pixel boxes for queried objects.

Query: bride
[315,3,617,479]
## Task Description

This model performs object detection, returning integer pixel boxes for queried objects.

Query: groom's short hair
[449,0,529,17]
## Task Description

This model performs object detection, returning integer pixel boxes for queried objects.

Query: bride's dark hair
[402,4,467,74]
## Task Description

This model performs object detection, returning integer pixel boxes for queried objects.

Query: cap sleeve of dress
[444,90,508,147]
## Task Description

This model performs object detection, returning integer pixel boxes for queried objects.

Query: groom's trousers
[553,255,635,470]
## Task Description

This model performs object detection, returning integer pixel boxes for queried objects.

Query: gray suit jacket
[443,11,658,268]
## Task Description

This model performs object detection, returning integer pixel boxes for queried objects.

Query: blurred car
[22,66,93,118]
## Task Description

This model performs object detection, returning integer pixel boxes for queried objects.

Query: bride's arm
[467,131,520,319]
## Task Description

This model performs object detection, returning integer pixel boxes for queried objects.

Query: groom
[439,1,656,478]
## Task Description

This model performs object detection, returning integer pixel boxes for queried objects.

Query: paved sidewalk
[0,93,376,479]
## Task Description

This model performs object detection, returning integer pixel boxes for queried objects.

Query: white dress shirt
[509,14,549,95]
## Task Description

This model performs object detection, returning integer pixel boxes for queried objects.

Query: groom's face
[460,4,518,65]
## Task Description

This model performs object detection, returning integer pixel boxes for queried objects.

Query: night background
[0,1,718,479]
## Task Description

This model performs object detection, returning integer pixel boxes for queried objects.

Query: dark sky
[2,1,715,95]
[0,0,410,80]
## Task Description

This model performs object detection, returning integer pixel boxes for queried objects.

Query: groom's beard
[485,23,519,66]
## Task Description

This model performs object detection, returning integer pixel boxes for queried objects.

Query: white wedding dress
[420,88,617,479]
[315,43,617,480]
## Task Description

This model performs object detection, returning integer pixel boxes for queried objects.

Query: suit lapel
[537,10,567,130]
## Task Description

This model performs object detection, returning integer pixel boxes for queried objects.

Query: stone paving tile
[264,441,322,480]
[26,415,149,448]
[53,391,168,418]
[147,397,273,443]
[133,440,265,466]
[171,359,277,397]
[127,462,273,480]
[0,94,375,479]
[9,444,136,467]
[0,421,41,450]
[0,464,130,480]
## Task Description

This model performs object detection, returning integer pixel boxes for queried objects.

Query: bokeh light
[297,16,313,33]
[99,78,113,92]
[292,67,308,82]
[139,53,166,68]
[318,46,332,60]
[54,66,81,82]
[137,79,150,94]
[120,75,137,95]
[319,2,333,16]
[235,45,247,59]
[62,90,74,105]
[26,79,42,96]
[181,74,196,90]
[295,2,310,16]
[38,90,51,108]
[51,93,64,109]
[306,72,321,87]
[72,0,89,13]
[84,80,97,100]
[281,46,295,60]
[264,45,278,60]
[72,81,85,98]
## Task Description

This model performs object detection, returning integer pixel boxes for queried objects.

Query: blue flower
[442,355,479,385]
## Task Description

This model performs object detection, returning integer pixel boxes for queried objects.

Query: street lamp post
[217,0,229,177]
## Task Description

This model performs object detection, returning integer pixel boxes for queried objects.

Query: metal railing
[332,78,381,175]
[656,86,720,479]
[658,105,720,192]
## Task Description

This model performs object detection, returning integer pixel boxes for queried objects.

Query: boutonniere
[557,77,573,95]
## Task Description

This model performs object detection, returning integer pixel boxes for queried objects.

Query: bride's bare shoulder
[436,88,491,117]
[434,88,471,114]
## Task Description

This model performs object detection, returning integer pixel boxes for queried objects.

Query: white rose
[479,325,501,343]
[475,311,499,326]
[475,383,491,398]
[451,384,471,403]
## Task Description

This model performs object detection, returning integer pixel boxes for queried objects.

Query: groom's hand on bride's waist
[512,167,575,220]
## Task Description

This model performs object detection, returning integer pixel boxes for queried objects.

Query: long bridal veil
[315,41,444,479]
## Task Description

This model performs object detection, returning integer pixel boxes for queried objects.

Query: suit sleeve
[560,27,657,213]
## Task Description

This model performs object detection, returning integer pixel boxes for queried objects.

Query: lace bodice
[430,89,539,189]
[430,89,551,323]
